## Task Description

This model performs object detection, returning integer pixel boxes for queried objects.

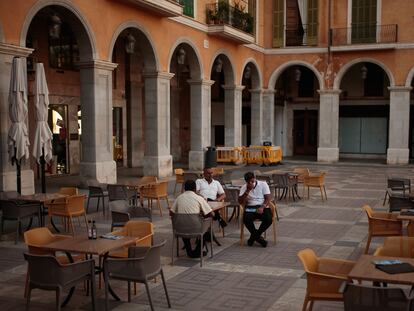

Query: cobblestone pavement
[1,161,414,310]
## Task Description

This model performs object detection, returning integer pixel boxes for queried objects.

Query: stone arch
[268,60,324,90]
[241,57,262,89]
[167,37,203,79]
[20,0,97,60]
[334,57,395,89]
[405,66,414,87]
[108,21,159,72]
[209,49,235,85]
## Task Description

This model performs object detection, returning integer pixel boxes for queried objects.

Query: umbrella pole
[41,147,46,193]
[12,147,21,194]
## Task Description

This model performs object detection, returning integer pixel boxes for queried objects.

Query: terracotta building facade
[0,0,413,194]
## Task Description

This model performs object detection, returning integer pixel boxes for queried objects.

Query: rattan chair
[24,253,95,311]
[297,248,355,311]
[373,236,414,258]
[104,239,171,311]
[140,181,170,216]
[304,172,327,201]
[388,194,414,212]
[239,202,277,246]
[363,205,403,254]
[293,167,310,195]
[171,213,213,267]
[58,187,79,195]
[383,178,411,205]
[342,283,414,311]
[45,194,88,235]
[173,168,185,197]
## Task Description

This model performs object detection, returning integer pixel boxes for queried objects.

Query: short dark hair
[203,167,212,172]
[184,179,196,191]
[244,171,255,182]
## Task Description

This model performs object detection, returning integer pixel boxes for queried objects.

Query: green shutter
[179,0,194,18]
[352,0,377,43]
[307,0,318,45]
[273,0,284,47]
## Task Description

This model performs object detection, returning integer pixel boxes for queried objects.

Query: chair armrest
[318,258,355,275]
[59,258,94,285]
[372,212,397,219]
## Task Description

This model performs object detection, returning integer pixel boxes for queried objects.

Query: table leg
[102,253,121,301]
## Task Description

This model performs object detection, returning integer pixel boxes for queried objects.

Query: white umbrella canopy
[32,63,53,164]
[8,57,30,162]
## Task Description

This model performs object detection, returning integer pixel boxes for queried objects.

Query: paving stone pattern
[1,161,414,310]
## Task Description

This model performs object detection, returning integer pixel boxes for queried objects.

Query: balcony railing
[285,24,318,46]
[206,2,254,35]
[331,24,398,46]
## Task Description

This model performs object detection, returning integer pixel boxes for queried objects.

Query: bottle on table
[88,220,92,239]
[92,220,97,240]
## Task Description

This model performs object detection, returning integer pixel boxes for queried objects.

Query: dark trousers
[182,232,211,258]
[243,208,272,240]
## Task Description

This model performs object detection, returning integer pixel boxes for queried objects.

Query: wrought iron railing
[285,24,318,46]
[206,2,254,35]
[331,24,397,46]
[178,0,194,17]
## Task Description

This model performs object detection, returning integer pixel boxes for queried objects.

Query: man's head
[244,171,256,187]
[203,167,214,182]
[184,180,196,192]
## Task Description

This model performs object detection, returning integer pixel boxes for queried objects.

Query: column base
[317,147,339,163]
[387,148,409,165]
[189,151,204,170]
[80,160,117,184]
[143,155,172,178]
[0,169,34,195]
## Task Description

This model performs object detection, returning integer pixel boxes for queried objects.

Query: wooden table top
[208,201,230,212]
[348,255,414,285]
[21,193,68,203]
[42,235,137,256]
[397,211,414,221]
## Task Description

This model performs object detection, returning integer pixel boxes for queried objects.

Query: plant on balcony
[216,0,229,24]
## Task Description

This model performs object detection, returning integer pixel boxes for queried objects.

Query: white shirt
[239,180,270,206]
[196,178,224,201]
[171,191,212,215]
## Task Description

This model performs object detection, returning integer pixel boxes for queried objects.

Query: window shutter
[272,0,284,47]
[352,0,377,43]
[180,0,194,18]
[307,0,318,45]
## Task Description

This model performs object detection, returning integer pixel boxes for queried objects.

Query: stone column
[224,85,244,147]
[78,60,117,184]
[127,81,144,167]
[188,79,214,170]
[250,88,263,145]
[262,89,275,144]
[318,89,340,162]
[0,43,34,194]
[387,86,411,164]
[143,72,174,178]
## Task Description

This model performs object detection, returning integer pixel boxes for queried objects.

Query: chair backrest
[272,173,288,187]
[293,168,310,182]
[183,172,201,182]
[297,248,319,273]
[175,168,185,183]
[375,236,414,258]
[387,178,410,191]
[107,184,128,201]
[24,227,55,249]
[343,283,413,311]
[172,213,205,235]
[24,253,61,286]
[66,194,86,214]
[138,176,158,187]
[362,205,374,219]
[224,187,239,206]
[0,200,20,217]
[88,186,103,196]
[389,195,414,212]
[153,181,168,196]
[124,220,153,238]
[59,187,78,195]
[127,239,166,278]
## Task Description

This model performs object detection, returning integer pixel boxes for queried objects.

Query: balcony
[331,24,398,51]
[206,2,255,44]
[120,0,183,17]
[285,25,318,47]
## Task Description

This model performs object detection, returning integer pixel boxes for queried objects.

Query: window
[48,22,79,70]
[307,0,318,45]
[179,0,194,18]
[352,0,377,43]
[272,0,284,47]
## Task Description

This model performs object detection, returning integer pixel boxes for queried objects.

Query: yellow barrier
[263,146,282,165]
[216,147,243,164]
[242,146,283,165]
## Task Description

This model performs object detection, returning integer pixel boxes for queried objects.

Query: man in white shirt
[238,171,272,247]
[171,180,213,258]
[196,167,227,228]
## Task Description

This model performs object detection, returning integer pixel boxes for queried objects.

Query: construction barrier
[242,146,266,165]
[216,147,243,164]
[263,146,282,165]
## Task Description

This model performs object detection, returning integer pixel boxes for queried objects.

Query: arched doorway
[338,62,391,159]
[169,43,202,165]
[24,5,94,176]
[210,53,237,147]
[241,61,261,146]
[273,65,320,157]
[110,26,158,169]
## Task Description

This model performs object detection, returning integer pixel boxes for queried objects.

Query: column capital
[263,89,276,94]
[77,59,118,70]
[0,43,33,57]
[142,71,174,80]
[187,79,215,86]
[388,86,413,92]
[222,84,245,91]
[318,89,341,95]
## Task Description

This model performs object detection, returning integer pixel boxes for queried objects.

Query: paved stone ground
[1,160,414,310]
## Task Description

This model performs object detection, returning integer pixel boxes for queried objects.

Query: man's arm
[238,188,250,205]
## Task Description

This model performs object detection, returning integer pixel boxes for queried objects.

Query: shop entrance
[293,110,318,155]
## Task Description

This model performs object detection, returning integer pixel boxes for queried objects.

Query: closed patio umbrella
[32,63,53,193]
[8,57,30,194]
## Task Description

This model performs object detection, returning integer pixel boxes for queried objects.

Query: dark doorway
[293,110,318,155]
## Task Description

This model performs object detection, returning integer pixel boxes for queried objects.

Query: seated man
[238,171,272,247]
[170,180,213,258]
[196,167,227,228]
